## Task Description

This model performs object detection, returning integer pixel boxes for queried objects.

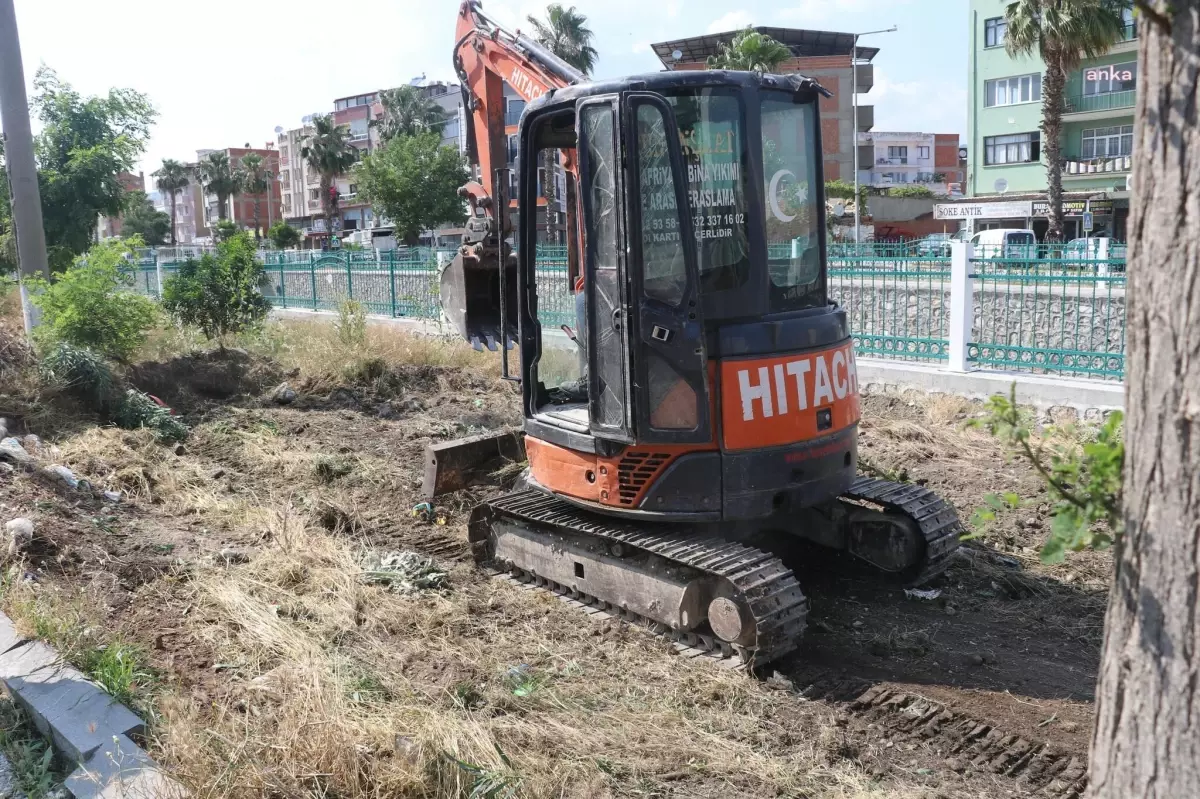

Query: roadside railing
[130,240,1128,382]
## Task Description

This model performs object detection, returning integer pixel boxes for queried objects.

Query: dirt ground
[0,308,1110,799]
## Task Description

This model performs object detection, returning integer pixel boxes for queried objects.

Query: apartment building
[652,27,878,181]
[965,0,1137,238]
[197,146,284,238]
[857,132,966,195]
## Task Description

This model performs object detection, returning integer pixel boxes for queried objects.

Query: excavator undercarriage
[463,477,961,668]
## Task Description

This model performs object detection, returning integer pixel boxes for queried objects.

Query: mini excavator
[433,1,961,666]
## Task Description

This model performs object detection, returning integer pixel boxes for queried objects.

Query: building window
[507,134,518,164]
[984,132,1040,165]
[917,145,930,159]
[887,145,908,164]
[1083,61,1137,95]
[984,17,1006,47]
[1082,125,1134,158]
[310,188,320,201]
[985,73,1042,107]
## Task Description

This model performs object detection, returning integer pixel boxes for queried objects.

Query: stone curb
[0,613,187,798]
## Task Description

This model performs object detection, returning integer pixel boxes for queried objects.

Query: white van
[969,229,1037,261]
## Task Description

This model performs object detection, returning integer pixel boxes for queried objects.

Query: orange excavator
[435,0,961,667]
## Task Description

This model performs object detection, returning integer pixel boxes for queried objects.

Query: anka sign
[1085,66,1134,82]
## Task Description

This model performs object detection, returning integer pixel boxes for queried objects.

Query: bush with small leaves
[29,237,160,361]
[162,232,271,343]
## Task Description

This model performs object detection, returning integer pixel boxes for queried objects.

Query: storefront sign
[934,200,1033,220]
[1085,67,1133,82]
[1032,199,1113,217]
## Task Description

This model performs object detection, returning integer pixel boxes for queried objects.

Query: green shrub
[888,185,934,198]
[39,342,117,411]
[215,219,240,241]
[336,298,367,347]
[268,221,302,250]
[162,232,271,342]
[114,389,189,442]
[29,238,159,361]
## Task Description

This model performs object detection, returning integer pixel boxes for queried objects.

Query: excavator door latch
[650,325,673,343]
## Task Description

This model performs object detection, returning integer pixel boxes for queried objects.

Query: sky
[10,0,969,180]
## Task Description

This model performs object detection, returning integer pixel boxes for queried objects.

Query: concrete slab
[0,640,143,763]
[856,358,1124,411]
[0,615,23,656]
[65,737,186,799]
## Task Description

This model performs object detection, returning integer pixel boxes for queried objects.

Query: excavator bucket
[439,251,519,351]
[421,427,525,500]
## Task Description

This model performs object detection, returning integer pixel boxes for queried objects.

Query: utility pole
[851,25,897,245]
[0,0,49,336]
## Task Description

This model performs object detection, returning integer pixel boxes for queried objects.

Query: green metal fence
[968,256,1126,381]
[130,240,1128,381]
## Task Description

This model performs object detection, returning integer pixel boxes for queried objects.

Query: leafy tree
[374,87,446,143]
[707,27,792,72]
[237,152,273,239]
[1004,0,1125,242]
[119,191,171,245]
[161,231,270,343]
[29,67,157,271]
[355,132,468,245]
[526,4,598,73]
[199,151,240,221]
[302,116,358,244]
[28,237,159,361]
[152,159,190,246]
[268,221,302,250]
[214,219,240,241]
[0,141,14,276]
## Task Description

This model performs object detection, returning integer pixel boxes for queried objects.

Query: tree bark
[1088,7,1200,798]
[1042,56,1067,244]
[169,189,178,246]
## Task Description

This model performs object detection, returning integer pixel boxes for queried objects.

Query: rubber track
[840,476,964,585]
[472,490,809,667]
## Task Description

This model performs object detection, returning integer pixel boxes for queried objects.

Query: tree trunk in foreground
[1088,7,1200,798]
[1041,57,1067,244]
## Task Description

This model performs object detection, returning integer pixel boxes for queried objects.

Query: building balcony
[308,199,322,210]
[855,104,874,132]
[1063,90,1135,119]
[1061,155,1132,179]
[876,156,908,166]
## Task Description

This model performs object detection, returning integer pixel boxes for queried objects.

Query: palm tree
[238,152,273,241]
[526,4,598,74]
[301,115,358,245]
[199,151,241,223]
[706,27,792,72]
[1004,0,1126,242]
[374,86,446,143]
[526,4,597,244]
[153,159,190,246]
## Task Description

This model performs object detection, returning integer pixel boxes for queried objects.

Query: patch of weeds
[152,543,176,554]
[74,640,156,713]
[314,455,354,482]
[858,454,908,483]
[0,699,62,798]
[449,681,485,711]
[445,744,522,799]
[503,664,548,698]
[90,515,119,535]
[343,356,387,384]
[344,666,391,705]
[335,298,367,347]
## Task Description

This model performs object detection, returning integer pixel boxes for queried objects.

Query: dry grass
[150,508,930,799]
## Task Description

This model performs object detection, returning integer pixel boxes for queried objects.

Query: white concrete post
[947,241,974,372]
[1097,238,1111,276]
[155,250,164,298]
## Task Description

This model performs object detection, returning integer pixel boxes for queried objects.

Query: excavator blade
[421,428,525,501]
[439,251,519,351]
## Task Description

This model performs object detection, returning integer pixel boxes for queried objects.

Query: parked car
[969,229,1037,261]
[1058,237,1126,270]
[914,232,964,257]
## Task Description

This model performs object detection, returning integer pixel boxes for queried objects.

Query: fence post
[388,250,397,317]
[278,259,287,308]
[154,251,164,298]
[310,253,318,311]
[947,241,974,373]
[345,253,353,303]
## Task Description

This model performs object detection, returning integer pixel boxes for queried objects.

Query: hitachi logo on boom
[737,349,857,422]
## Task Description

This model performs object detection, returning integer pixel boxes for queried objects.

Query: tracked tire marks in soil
[802,679,1089,798]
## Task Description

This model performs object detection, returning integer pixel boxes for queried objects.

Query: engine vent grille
[616,451,671,506]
